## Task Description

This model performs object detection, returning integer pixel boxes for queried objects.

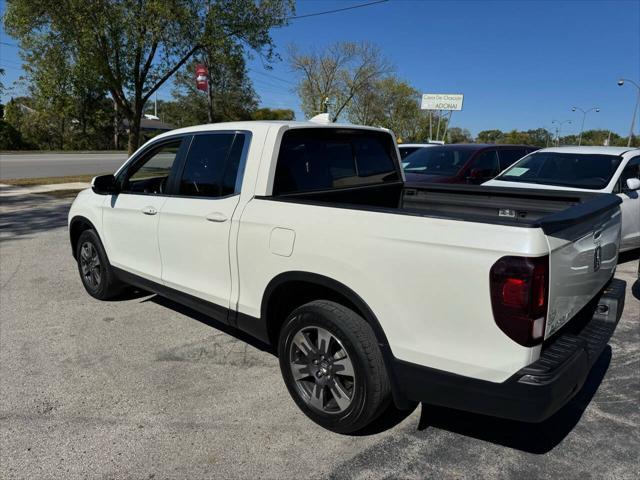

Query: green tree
[347,77,417,141]
[523,128,552,147]
[289,41,392,122]
[5,0,293,153]
[168,46,258,125]
[252,108,295,120]
[345,76,444,142]
[476,129,504,143]
[446,127,473,144]
[0,81,26,149]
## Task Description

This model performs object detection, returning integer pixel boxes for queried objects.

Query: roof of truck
[152,120,386,142]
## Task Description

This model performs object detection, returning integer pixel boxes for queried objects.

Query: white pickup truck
[69,121,626,433]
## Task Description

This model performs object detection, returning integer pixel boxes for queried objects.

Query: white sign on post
[421,93,464,111]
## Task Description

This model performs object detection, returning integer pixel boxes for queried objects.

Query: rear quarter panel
[236,199,551,383]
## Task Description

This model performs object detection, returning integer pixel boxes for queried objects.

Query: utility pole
[441,111,453,143]
[618,79,640,147]
[572,106,599,146]
[551,119,571,146]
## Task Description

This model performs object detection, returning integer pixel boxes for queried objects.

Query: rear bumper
[393,278,626,422]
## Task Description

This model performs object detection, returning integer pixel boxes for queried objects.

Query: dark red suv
[402,144,539,185]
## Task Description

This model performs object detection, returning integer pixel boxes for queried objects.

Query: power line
[252,77,294,93]
[288,0,388,20]
[248,68,296,85]
[0,41,19,47]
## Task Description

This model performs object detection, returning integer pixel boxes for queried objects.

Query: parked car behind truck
[69,121,625,433]
[397,142,441,159]
[403,144,538,185]
[485,146,640,252]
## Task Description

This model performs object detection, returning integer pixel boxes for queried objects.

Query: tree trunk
[113,101,120,150]
[127,112,142,155]
[207,77,214,123]
[206,57,214,123]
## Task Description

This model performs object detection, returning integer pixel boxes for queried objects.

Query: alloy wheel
[288,325,356,414]
[80,241,101,289]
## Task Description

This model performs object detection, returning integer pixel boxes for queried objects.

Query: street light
[571,106,600,146]
[618,78,640,147]
[551,119,572,146]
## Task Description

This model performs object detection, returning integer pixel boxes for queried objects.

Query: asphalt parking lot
[1,193,638,479]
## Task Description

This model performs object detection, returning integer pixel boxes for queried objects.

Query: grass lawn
[0,174,107,187]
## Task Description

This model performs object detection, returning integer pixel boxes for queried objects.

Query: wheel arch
[261,271,388,346]
[260,271,408,407]
[69,215,99,259]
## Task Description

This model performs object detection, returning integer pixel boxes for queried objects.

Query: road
[0,152,128,179]
[0,194,638,479]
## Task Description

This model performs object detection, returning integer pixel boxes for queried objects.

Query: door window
[615,156,640,193]
[122,141,182,194]
[498,149,527,170]
[178,133,246,198]
[469,150,500,183]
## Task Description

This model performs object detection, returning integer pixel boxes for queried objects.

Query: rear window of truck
[273,128,400,195]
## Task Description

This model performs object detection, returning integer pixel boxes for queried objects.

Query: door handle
[142,206,157,216]
[206,212,228,223]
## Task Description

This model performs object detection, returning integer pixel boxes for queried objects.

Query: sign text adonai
[421,94,464,111]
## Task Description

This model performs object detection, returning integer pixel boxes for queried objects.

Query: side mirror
[92,174,118,195]
[626,177,640,191]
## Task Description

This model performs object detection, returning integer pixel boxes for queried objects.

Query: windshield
[497,152,623,190]
[402,147,474,175]
[399,146,421,159]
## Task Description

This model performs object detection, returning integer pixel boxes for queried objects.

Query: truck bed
[268,182,621,234]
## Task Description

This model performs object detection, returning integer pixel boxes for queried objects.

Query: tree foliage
[346,76,446,142]
[4,0,293,152]
[477,128,553,146]
[289,41,392,122]
[446,127,473,144]
[251,108,295,120]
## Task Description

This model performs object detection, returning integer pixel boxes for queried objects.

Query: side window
[498,149,526,170]
[122,140,182,194]
[617,156,640,193]
[178,133,245,198]
[469,150,500,183]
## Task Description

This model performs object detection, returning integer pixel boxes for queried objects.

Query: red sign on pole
[195,64,208,92]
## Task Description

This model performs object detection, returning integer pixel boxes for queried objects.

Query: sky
[1,0,639,137]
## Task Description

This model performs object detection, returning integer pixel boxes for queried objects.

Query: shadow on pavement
[145,294,274,355]
[416,346,612,454]
[618,248,639,265]
[0,195,72,241]
[133,289,615,443]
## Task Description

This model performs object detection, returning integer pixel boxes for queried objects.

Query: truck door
[157,132,249,323]
[615,156,640,251]
[102,138,185,282]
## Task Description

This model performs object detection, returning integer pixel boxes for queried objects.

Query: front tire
[76,229,123,300]
[278,300,391,434]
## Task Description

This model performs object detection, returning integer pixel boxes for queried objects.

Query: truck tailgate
[542,196,622,338]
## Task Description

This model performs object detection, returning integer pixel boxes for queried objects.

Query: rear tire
[76,230,124,300]
[278,300,391,434]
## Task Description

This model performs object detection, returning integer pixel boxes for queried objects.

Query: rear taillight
[489,255,549,347]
